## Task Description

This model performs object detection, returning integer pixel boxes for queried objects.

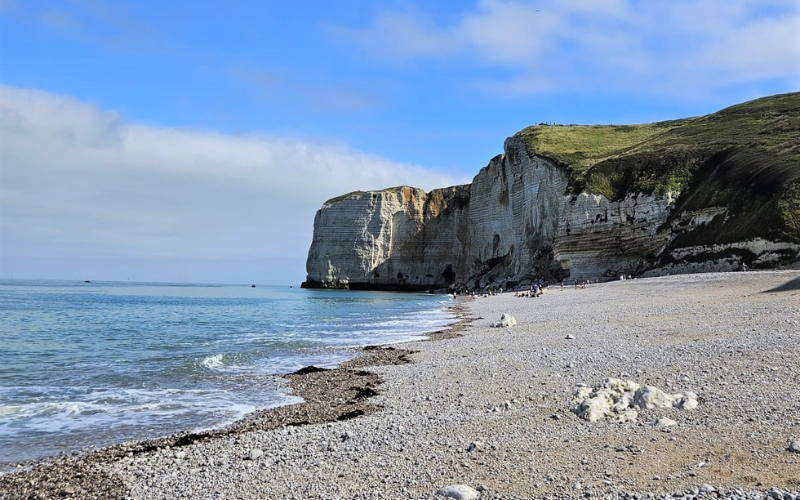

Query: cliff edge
[303,93,800,291]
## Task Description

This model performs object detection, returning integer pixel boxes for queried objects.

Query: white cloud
[335,0,800,96]
[0,85,470,283]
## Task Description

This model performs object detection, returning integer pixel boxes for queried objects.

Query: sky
[1,0,798,285]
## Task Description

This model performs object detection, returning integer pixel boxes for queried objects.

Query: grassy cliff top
[516,92,800,199]
[518,120,686,174]
[323,186,421,205]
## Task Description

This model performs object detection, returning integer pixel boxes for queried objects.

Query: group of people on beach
[457,273,638,298]
[513,283,545,297]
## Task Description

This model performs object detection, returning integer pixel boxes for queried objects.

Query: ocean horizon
[0,279,456,467]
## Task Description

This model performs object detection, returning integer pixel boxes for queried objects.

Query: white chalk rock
[674,391,699,410]
[615,408,639,423]
[612,394,633,413]
[437,484,480,500]
[491,313,517,328]
[657,416,678,427]
[634,386,676,409]
[602,378,640,394]
[572,386,593,403]
[247,449,264,460]
[575,378,697,422]
[575,389,615,422]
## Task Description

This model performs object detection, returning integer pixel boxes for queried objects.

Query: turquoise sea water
[0,280,456,467]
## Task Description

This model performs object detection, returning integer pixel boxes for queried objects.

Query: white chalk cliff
[304,91,800,290]
[303,134,799,290]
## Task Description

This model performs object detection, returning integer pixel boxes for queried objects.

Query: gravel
[2,271,798,499]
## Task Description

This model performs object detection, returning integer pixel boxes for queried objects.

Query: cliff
[303,93,800,291]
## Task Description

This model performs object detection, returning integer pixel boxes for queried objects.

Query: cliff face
[304,185,471,290]
[303,93,800,290]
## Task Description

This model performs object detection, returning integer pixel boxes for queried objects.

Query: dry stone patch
[573,378,699,422]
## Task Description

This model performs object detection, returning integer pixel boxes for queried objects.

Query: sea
[0,280,456,468]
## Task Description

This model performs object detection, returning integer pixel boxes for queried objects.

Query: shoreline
[0,304,472,500]
[3,273,800,499]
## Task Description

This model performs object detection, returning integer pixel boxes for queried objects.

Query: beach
[3,271,799,499]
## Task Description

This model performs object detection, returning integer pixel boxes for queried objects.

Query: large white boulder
[491,313,517,328]
[573,378,699,422]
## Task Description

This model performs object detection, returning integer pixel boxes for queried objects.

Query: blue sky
[1,0,799,284]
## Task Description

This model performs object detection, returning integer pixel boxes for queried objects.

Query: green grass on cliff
[517,92,800,199]
[517,121,685,174]
[517,92,800,243]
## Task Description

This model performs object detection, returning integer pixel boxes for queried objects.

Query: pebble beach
[3,271,799,499]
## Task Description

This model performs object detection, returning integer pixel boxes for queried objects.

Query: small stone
[768,488,783,500]
[572,482,581,490]
[436,484,480,500]
[467,441,481,453]
[248,448,264,460]
[657,417,678,427]
[174,451,187,460]
[788,440,800,453]
[566,334,575,339]
[700,484,716,493]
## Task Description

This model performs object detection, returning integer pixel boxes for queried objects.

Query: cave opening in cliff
[441,264,456,285]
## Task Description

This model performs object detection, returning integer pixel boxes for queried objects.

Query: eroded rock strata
[303,94,800,291]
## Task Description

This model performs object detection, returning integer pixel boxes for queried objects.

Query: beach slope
[4,271,799,499]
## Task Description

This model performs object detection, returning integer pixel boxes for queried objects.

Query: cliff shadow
[761,276,800,293]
